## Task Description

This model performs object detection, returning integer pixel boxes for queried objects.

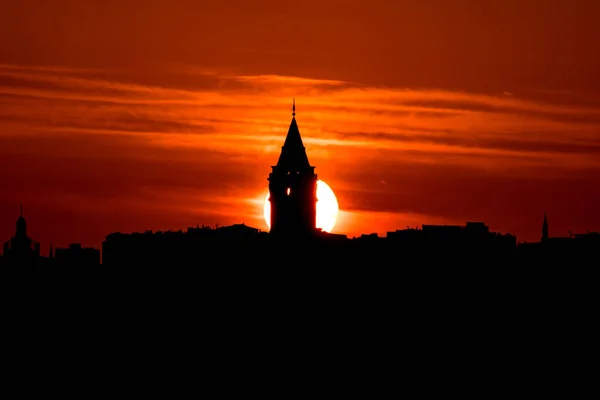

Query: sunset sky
[1,0,599,250]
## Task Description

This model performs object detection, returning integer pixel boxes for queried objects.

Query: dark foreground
[2,250,594,398]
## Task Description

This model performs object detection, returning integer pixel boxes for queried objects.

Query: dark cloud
[0,70,196,103]
[316,104,460,119]
[0,134,265,196]
[399,98,600,126]
[0,105,217,135]
[334,129,600,155]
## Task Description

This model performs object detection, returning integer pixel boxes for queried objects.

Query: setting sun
[264,180,339,232]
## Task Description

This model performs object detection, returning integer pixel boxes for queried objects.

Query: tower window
[287,188,291,195]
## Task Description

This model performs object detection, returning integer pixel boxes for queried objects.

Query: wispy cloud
[2,63,599,156]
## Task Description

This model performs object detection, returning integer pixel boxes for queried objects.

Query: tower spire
[276,100,310,170]
[16,202,27,238]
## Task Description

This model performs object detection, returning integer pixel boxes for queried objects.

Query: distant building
[102,224,269,266]
[387,222,517,256]
[357,233,380,241]
[2,203,40,265]
[55,243,100,267]
[518,213,600,258]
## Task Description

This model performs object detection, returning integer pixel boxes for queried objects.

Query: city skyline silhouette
[2,100,598,268]
[1,1,600,255]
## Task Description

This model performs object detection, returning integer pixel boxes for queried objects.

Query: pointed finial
[20,202,22,217]
[292,98,296,117]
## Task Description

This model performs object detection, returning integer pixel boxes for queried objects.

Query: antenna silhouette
[292,98,296,117]
[20,202,22,217]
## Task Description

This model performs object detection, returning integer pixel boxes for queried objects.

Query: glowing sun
[264,180,339,233]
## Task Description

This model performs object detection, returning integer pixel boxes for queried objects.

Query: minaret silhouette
[268,100,318,236]
[16,202,26,238]
[542,212,549,242]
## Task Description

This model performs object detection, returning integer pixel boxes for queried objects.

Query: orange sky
[1,0,599,250]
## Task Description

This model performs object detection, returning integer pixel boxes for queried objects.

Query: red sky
[1,0,599,251]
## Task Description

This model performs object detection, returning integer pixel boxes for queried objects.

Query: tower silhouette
[541,212,549,242]
[268,100,318,236]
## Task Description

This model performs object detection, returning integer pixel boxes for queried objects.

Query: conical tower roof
[276,99,311,170]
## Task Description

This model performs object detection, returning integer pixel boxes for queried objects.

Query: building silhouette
[0,204,101,271]
[268,99,318,237]
[517,213,599,258]
[55,243,100,268]
[386,222,517,257]
[102,224,269,269]
[2,203,40,265]
[102,223,268,266]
